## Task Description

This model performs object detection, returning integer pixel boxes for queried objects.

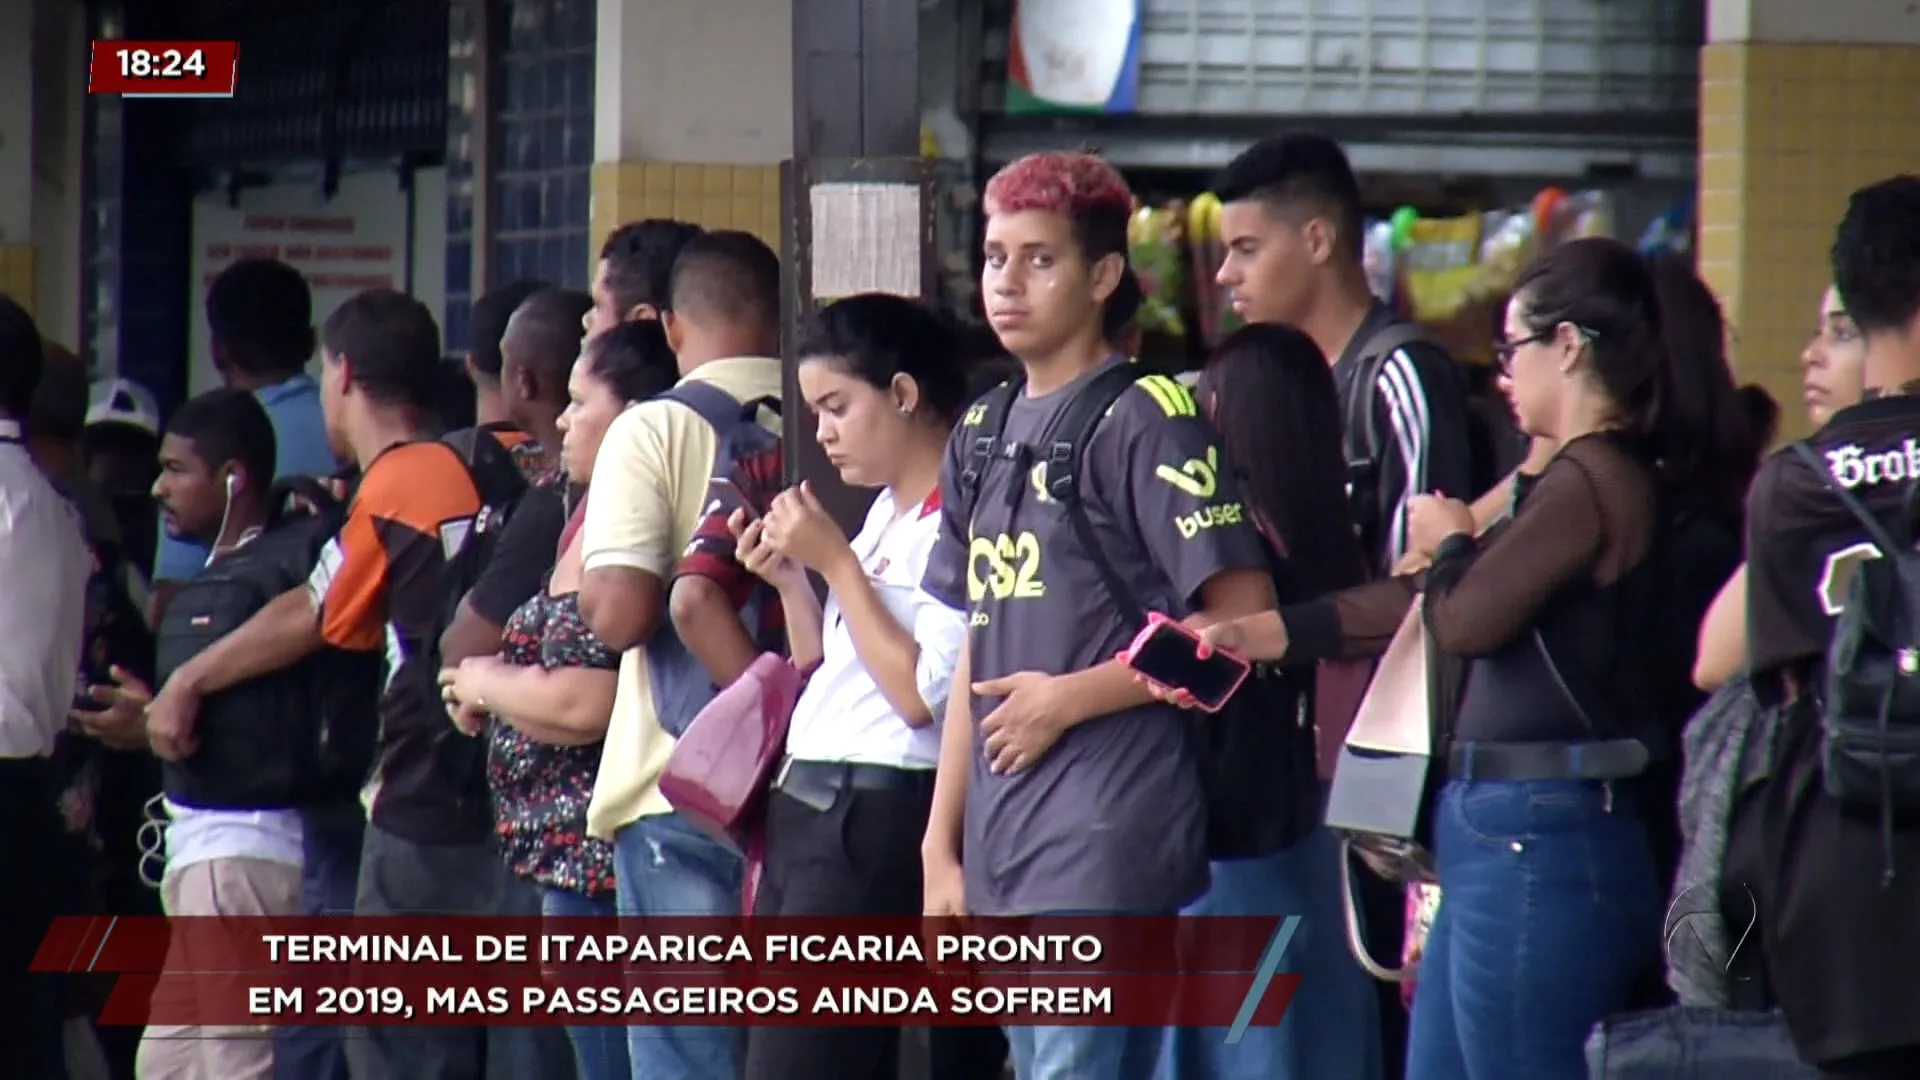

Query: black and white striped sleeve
[1371,344,1475,568]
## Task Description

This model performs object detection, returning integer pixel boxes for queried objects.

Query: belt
[1447,738,1649,783]
[773,757,934,812]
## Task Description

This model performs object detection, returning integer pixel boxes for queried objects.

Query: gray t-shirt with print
[923,360,1267,915]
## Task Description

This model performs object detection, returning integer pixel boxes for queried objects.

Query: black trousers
[742,775,1008,1080]
[1,758,62,1080]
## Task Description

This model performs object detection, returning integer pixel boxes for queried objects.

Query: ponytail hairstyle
[1509,238,1735,511]
[584,319,679,405]
[1642,252,1759,518]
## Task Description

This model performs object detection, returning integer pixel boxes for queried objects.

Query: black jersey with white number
[1746,395,1920,692]
[1733,392,1920,1064]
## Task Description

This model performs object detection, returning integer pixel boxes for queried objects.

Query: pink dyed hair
[983,152,1133,258]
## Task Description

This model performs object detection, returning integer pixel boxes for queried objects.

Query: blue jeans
[613,812,743,1080]
[1156,823,1384,1080]
[1006,909,1169,1080]
[275,804,364,1080]
[544,886,629,1080]
[1408,779,1661,1080]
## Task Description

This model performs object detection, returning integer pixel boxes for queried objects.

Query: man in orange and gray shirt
[145,289,534,1079]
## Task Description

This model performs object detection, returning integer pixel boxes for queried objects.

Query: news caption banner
[34,916,1302,1040]
[87,40,241,98]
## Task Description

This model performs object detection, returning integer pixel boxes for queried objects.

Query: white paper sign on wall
[186,168,446,397]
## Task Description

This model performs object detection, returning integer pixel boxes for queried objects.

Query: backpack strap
[958,378,1022,535]
[1789,441,1912,557]
[1343,322,1434,468]
[666,380,781,430]
[1041,363,1156,630]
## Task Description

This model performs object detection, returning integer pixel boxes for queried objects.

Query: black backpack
[961,365,1321,860]
[156,478,382,808]
[1341,323,1436,562]
[422,429,534,809]
[1791,441,1920,880]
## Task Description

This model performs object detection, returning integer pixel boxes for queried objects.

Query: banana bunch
[1185,192,1222,245]
[1183,193,1233,342]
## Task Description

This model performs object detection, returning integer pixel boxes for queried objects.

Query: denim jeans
[1007,1022,1165,1080]
[1156,822,1384,1080]
[544,886,629,1080]
[1005,908,1170,1080]
[275,804,364,1080]
[1408,779,1661,1080]
[613,812,744,1080]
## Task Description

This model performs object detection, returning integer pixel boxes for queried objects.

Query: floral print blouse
[487,583,618,899]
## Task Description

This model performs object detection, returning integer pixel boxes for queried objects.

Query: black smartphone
[711,477,766,520]
[1122,619,1251,713]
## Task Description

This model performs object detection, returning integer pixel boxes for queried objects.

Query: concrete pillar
[587,0,793,265]
[1699,0,1920,438]
[782,0,936,528]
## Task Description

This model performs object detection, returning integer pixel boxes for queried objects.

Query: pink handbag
[659,653,805,854]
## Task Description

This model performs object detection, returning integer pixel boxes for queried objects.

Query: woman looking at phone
[729,294,1000,1080]
[438,321,678,1080]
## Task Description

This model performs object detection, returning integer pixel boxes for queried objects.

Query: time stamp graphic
[87,41,241,98]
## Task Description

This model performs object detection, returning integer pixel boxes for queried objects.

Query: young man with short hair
[587,218,706,336]
[143,289,510,1079]
[1213,134,1477,574]
[441,287,593,664]
[1739,175,1920,1078]
[154,259,341,606]
[464,278,549,434]
[77,389,307,1078]
[1211,137,1475,1079]
[579,229,784,1080]
[918,152,1274,1078]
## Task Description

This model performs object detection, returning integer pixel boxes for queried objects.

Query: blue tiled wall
[442,0,594,355]
[85,90,193,413]
[494,0,595,292]
[444,0,485,354]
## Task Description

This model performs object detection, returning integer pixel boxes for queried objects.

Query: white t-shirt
[783,487,962,770]
[164,802,305,873]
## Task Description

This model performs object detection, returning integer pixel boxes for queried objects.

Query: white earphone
[224,472,238,498]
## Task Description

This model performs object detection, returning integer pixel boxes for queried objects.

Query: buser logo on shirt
[1175,502,1245,539]
[1825,439,1920,489]
[1155,448,1219,500]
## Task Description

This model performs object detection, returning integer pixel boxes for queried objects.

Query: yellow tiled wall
[1698,42,1920,440]
[0,244,35,316]
[589,163,782,275]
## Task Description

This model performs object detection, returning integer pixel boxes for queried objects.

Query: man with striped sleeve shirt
[1211,133,1478,1080]
[1213,133,1478,575]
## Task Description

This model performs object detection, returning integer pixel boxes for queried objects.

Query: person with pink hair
[919,151,1275,1079]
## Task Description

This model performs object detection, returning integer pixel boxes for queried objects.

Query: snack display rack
[1124,187,1695,367]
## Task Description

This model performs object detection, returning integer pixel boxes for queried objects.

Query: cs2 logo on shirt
[968,531,1046,604]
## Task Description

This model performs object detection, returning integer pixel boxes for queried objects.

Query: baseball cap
[85,376,162,437]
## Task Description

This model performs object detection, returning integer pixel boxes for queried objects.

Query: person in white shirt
[728,294,998,1080]
[0,296,92,1079]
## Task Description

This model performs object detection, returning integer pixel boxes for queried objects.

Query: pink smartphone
[1121,613,1252,713]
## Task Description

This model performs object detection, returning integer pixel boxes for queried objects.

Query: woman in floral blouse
[440,321,677,1080]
